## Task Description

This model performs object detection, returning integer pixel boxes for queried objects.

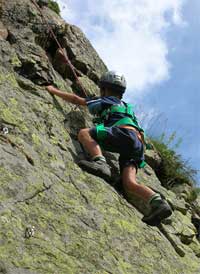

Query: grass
[151,137,198,191]
[135,104,200,201]
[48,0,60,15]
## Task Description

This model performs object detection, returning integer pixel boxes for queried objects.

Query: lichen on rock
[0,0,200,273]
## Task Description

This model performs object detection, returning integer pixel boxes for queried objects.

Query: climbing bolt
[2,127,9,135]
[25,226,35,238]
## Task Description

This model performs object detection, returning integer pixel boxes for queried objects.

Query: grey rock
[0,1,200,274]
[62,24,107,82]
[0,21,8,40]
[145,147,162,170]
[37,0,49,7]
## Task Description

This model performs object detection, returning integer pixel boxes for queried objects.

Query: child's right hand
[46,85,55,93]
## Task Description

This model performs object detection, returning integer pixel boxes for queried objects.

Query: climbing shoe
[142,199,172,226]
[78,158,111,182]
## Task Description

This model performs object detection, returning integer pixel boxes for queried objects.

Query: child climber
[46,70,172,226]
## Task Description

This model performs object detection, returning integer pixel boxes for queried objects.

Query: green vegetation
[187,188,200,203]
[151,137,198,190]
[48,0,60,15]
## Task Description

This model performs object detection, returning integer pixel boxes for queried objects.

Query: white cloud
[56,0,186,97]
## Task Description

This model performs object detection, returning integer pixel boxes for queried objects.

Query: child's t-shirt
[86,96,138,128]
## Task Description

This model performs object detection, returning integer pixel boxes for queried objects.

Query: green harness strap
[99,104,143,130]
[100,104,133,119]
[112,117,138,127]
[96,123,108,141]
[96,103,145,141]
[96,117,138,142]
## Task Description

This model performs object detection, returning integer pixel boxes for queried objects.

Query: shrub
[48,0,60,15]
[151,138,198,189]
[187,188,200,202]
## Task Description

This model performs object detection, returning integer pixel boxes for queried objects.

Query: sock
[148,193,162,208]
[91,155,106,162]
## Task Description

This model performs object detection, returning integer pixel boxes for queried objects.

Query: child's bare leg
[122,164,172,225]
[77,128,111,181]
[122,165,155,202]
[78,128,102,158]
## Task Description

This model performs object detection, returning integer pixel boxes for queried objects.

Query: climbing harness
[30,0,87,97]
[94,102,146,168]
[100,103,143,129]
[95,103,144,140]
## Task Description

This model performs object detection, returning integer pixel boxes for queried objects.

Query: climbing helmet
[99,71,127,93]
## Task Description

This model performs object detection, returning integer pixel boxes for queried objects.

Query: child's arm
[46,85,86,106]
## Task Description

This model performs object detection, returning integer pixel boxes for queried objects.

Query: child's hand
[46,85,55,93]
[58,48,68,64]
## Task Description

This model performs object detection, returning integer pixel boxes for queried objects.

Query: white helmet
[99,71,127,93]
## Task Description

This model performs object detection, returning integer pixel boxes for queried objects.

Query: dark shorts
[89,126,145,171]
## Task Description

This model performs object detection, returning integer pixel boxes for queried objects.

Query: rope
[30,0,87,97]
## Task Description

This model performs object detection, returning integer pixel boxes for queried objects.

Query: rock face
[0,21,8,39]
[0,1,199,273]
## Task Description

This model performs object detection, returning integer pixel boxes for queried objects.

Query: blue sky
[137,0,200,183]
[56,0,200,184]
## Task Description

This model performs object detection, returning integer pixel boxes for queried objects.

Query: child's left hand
[58,48,68,64]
